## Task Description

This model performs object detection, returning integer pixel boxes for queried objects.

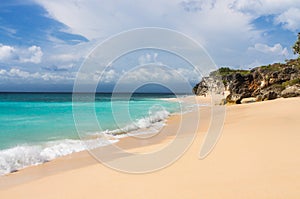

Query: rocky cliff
[193,59,300,104]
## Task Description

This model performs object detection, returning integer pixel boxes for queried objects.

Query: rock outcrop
[193,59,300,104]
[281,85,300,98]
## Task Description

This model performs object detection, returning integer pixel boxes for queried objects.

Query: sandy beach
[0,96,300,198]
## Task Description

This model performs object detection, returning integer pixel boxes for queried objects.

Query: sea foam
[0,109,171,176]
[0,138,117,176]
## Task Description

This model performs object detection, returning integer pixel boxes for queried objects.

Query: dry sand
[0,97,299,198]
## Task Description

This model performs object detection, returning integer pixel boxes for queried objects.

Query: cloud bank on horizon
[0,0,299,91]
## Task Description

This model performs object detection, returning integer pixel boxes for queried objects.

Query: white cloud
[120,67,173,83]
[0,68,74,82]
[275,8,300,31]
[0,69,7,75]
[0,44,15,61]
[97,69,118,83]
[0,44,43,64]
[114,65,200,85]
[180,0,216,12]
[19,46,43,64]
[33,0,269,67]
[246,43,290,66]
[35,0,259,42]
[9,68,31,78]
[22,0,299,73]
[230,0,300,16]
[230,0,300,31]
[33,0,258,43]
[50,53,78,62]
[40,41,97,72]
[76,63,200,85]
[174,67,201,82]
[250,43,289,57]
[138,53,161,65]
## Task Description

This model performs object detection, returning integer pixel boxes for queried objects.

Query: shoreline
[1,97,300,198]
[0,95,191,176]
[0,95,207,187]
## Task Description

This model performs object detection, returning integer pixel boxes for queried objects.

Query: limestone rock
[281,85,300,98]
[263,91,278,101]
[241,97,257,104]
[193,59,300,104]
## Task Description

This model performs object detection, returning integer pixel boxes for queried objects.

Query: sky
[0,0,299,92]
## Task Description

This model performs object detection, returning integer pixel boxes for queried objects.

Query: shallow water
[0,92,184,175]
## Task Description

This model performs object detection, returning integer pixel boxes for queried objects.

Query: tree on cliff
[293,32,300,56]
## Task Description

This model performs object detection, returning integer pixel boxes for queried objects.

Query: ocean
[0,93,187,175]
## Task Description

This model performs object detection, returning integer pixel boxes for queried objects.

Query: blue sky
[0,0,299,92]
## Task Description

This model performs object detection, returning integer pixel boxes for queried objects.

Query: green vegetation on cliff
[293,32,300,55]
[210,67,250,77]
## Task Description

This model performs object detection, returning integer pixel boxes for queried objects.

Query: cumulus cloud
[275,8,300,31]
[33,0,300,67]
[138,53,161,65]
[9,68,31,78]
[33,0,260,48]
[180,0,216,12]
[230,0,300,31]
[43,1,258,39]
[40,40,97,73]
[112,65,200,85]
[0,44,43,64]
[246,43,290,66]
[0,44,15,61]
[1,0,297,89]
[0,69,7,75]
[75,62,200,86]
[250,43,289,57]
[230,0,300,16]
[96,69,118,83]
[19,46,43,64]
[0,68,74,82]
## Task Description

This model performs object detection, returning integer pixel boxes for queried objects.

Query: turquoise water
[0,93,181,174]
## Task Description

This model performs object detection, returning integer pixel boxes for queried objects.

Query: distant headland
[194,33,300,104]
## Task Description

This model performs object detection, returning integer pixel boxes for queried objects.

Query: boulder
[241,97,257,104]
[263,91,278,100]
[256,95,263,102]
[281,85,300,98]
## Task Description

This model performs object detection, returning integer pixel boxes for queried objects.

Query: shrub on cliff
[293,33,300,56]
